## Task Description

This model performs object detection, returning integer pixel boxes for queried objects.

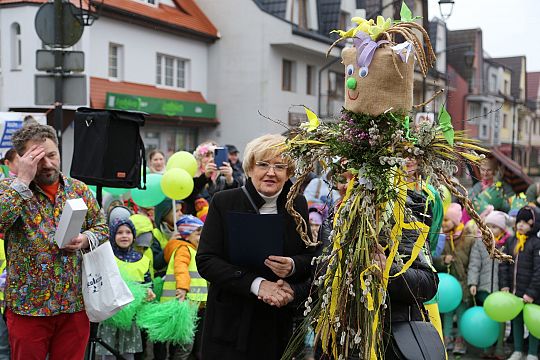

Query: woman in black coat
[196,134,315,360]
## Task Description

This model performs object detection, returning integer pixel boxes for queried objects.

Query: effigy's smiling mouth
[348,90,359,100]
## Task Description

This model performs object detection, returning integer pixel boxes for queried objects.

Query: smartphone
[214,147,228,167]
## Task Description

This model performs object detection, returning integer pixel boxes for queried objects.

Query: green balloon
[524,303,540,338]
[87,185,97,196]
[424,291,439,305]
[437,273,463,313]
[131,174,166,208]
[484,291,524,322]
[166,151,198,177]
[160,168,194,200]
[459,307,499,348]
[104,187,130,196]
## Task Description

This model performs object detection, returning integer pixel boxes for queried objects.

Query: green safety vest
[161,246,207,303]
[144,247,155,279]
[115,256,150,283]
[152,228,169,250]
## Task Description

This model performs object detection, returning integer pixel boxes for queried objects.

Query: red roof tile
[0,0,219,39]
[90,77,207,108]
[102,0,219,38]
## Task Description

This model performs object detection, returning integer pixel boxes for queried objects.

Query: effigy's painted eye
[346,65,354,76]
[359,67,368,78]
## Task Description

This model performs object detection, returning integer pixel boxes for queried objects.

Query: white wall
[88,17,209,97]
[0,6,44,109]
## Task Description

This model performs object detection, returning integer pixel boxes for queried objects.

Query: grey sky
[427,0,540,72]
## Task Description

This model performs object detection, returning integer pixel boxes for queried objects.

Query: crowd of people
[0,123,538,360]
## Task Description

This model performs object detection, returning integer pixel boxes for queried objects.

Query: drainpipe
[318,56,341,117]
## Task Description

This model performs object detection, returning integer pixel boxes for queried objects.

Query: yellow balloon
[166,151,198,177]
[160,168,194,200]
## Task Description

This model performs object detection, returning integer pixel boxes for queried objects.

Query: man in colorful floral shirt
[0,124,108,360]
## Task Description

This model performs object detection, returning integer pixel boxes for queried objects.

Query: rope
[286,166,319,247]
[440,173,512,262]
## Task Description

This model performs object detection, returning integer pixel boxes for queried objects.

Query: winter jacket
[163,238,195,291]
[469,181,514,213]
[499,234,540,304]
[387,189,439,324]
[196,178,315,360]
[467,233,508,294]
[434,229,475,303]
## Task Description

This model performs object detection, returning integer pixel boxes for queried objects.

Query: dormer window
[290,0,317,30]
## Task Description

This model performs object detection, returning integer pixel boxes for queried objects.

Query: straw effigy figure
[281,3,512,359]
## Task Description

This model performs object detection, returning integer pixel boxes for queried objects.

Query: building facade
[0,0,219,171]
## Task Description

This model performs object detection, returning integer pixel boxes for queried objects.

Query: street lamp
[438,0,455,21]
[70,0,103,26]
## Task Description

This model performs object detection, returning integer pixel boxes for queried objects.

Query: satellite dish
[34,2,84,48]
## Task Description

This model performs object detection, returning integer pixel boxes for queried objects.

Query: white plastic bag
[81,241,134,322]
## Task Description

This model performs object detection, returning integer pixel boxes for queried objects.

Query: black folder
[226,212,285,274]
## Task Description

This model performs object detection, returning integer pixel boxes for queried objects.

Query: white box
[55,198,88,248]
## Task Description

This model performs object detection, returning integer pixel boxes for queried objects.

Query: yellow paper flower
[351,17,374,34]
[369,16,392,40]
[330,28,356,39]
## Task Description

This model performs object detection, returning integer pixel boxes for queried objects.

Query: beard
[35,167,60,185]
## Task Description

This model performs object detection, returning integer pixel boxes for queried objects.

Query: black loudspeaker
[70,107,146,189]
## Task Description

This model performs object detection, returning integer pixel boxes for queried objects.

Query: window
[503,113,508,128]
[481,124,488,139]
[156,54,187,88]
[282,59,296,92]
[11,23,22,70]
[489,74,497,93]
[328,71,344,98]
[338,11,350,31]
[108,43,123,80]
[297,0,308,29]
[306,65,315,95]
[504,80,509,95]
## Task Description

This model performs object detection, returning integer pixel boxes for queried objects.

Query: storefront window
[142,125,198,159]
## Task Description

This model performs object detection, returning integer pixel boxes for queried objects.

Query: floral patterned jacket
[0,174,108,316]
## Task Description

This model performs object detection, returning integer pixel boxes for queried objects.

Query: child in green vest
[162,215,207,360]
[97,218,156,360]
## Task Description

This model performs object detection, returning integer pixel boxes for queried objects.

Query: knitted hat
[485,211,507,231]
[445,203,463,226]
[516,206,535,224]
[110,218,136,242]
[130,214,154,247]
[154,198,173,225]
[108,206,132,228]
[176,215,204,238]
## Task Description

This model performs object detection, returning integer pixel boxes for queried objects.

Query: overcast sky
[427,0,540,72]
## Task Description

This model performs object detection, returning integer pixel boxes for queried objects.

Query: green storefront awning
[105,92,216,119]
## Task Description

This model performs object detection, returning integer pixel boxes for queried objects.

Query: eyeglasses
[255,161,288,173]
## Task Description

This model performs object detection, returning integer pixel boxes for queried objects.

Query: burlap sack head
[342,46,414,115]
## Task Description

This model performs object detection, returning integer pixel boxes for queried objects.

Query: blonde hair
[193,141,218,163]
[243,134,295,177]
